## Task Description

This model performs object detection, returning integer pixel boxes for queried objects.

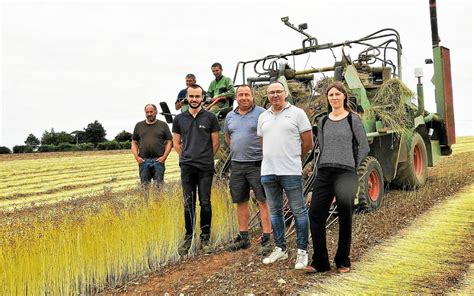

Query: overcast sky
[1,0,472,148]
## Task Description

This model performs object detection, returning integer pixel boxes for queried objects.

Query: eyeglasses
[188,95,202,99]
[267,90,285,96]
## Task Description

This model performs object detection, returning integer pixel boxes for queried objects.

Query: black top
[132,120,172,159]
[172,108,220,170]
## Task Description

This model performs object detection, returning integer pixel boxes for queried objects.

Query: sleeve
[163,122,172,140]
[222,77,235,98]
[207,81,214,99]
[257,115,263,137]
[316,117,323,151]
[297,109,312,133]
[353,115,370,165]
[176,89,186,103]
[132,123,140,141]
[223,114,230,134]
[210,114,221,133]
[171,116,181,134]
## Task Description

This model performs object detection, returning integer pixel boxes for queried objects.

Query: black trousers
[180,164,214,239]
[309,167,357,271]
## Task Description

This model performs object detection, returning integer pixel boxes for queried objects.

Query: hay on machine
[365,78,415,135]
[252,77,333,122]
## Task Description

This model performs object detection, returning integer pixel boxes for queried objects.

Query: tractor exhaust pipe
[429,0,441,47]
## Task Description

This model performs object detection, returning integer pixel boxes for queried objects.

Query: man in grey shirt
[224,84,272,256]
[131,104,173,188]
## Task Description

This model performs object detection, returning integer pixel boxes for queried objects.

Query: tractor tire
[357,156,384,212]
[393,132,428,189]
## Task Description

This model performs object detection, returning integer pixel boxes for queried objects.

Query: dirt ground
[101,149,474,294]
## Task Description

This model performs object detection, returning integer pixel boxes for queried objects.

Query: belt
[232,160,262,166]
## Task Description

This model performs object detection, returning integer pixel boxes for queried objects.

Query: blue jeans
[139,158,165,186]
[261,175,309,251]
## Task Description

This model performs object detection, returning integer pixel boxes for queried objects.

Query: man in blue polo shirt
[175,73,196,112]
[172,84,220,255]
[224,84,272,256]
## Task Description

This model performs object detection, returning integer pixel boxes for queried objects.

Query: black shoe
[201,239,213,254]
[178,236,192,256]
[226,234,251,252]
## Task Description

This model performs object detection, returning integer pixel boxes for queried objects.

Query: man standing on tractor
[175,73,196,112]
[224,84,273,256]
[131,104,173,189]
[257,81,313,269]
[206,62,235,115]
[172,84,220,256]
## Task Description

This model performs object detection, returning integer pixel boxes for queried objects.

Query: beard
[188,101,201,109]
[146,115,156,122]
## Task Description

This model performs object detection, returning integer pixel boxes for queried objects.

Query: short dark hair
[144,104,157,111]
[211,62,222,70]
[187,84,206,96]
[236,84,253,95]
[185,73,196,80]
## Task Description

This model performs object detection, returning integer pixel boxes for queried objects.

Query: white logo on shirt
[199,125,206,129]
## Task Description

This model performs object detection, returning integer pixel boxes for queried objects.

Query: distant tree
[84,120,107,145]
[24,133,40,148]
[70,130,87,145]
[55,131,74,144]
[40,128,74,145]
[114,130,132,142]
[41,128,57,145]
[0,146,11,154]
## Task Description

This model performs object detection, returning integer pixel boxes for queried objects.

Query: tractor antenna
[281,16,318,48]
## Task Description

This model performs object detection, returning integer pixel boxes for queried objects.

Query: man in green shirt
[206,62,235,115]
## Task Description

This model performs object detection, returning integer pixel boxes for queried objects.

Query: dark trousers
[180,164,214,239]
[309,167,357,270]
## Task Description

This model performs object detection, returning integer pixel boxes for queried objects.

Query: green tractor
[160,0,455,217]
[225,0,455,214]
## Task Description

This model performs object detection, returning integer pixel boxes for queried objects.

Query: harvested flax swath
[307,183,474,294]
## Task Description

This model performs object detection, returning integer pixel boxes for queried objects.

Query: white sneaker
[294,249,308,269]
[262,247,288,264]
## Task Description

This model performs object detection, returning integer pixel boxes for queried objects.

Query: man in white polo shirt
[257,81,313,269]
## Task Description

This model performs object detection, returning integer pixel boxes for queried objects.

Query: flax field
[0,150,237,294]
[0,151,179,210]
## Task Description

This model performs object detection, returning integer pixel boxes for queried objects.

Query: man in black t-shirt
[172,84,220,255]
[132,104,173,188]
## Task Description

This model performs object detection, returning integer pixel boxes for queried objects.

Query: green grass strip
[309,183,474,294]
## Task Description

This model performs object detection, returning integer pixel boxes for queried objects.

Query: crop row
[0,152,181,210]
[0,154,138,177]
[0,184,237,294]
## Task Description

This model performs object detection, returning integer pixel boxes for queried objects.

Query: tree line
[0,120,133,154]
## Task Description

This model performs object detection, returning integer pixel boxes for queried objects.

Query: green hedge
[36,141,129,152]
[0,146,12,154]
[13,145,34,153]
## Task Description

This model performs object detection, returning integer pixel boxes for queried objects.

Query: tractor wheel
[357,156,384,212]
[393,132,428,189]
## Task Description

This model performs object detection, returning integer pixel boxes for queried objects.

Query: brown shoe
[303,266,319,273]
[337,266,351,273]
